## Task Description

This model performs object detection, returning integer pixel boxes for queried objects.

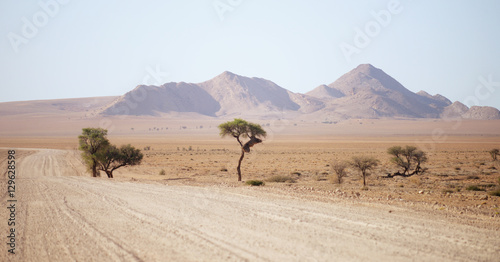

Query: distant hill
[102,71,303,117]
[462,106,500,120]
[441,101,469,119]
[306,84,344,99]
[6,64,496,121]
[198,71,301,116]
[102,82,220,116]
[306,64,453,119]
[101,64,500,120]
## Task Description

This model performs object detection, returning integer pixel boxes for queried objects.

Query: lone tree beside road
[79,128,110,177]
[79,128,143,178]
[218,119,267,181]
[387,145,427,177]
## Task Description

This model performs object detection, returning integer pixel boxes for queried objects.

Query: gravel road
[1,149,499,261]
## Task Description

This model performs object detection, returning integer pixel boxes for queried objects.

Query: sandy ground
[1,148,499,262]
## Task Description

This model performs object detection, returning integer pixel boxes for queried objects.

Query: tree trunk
[362,171,366,186]
[91,161,98,177]
[387,170,420,178]
[105,170,113,178]
[237,149,245,181]
[388,172,408,178]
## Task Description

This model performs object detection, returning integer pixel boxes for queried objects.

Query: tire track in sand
[58,176,265,261]
[10,149,142,261]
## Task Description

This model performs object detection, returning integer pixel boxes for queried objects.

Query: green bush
[159,169,166,176]
[245,180,265,186]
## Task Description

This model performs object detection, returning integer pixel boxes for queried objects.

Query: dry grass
[3,134,500,217]
[266,175,296,183]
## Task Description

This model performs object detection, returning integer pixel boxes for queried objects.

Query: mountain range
[101,64,500,120]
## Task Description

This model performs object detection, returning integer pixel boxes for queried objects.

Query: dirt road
[1,149,499,261]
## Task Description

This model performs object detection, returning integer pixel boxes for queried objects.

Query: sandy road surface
[1,149,499,261]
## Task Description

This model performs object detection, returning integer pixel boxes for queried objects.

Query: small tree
[387,145,427,177]
[218,118,267,181]
[350,156,379,187]
[490,149,499,161]
[331,161,348,184]
[95,144,143,178]
[79,128,110,177]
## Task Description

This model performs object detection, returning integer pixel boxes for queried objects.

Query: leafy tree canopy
[78,128,110,177]
[95,144,143,178]
[387,145,427,177]
[219,118,266,146]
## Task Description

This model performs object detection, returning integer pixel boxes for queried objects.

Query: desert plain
[1,98,500,261]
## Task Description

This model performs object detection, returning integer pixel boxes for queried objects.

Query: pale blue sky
[1,0,499,109]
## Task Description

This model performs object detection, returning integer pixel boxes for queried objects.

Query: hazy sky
[1,0,499,109]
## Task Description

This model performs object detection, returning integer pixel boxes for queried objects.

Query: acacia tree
[350,156,379,187]
[387,145,427,177]
[79,128,110,177]
[218,118,267,181]
[95,144,143,178]
[331,161,348,184]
